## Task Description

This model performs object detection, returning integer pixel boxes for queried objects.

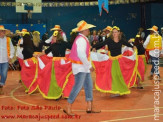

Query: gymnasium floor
[0,64,163,122]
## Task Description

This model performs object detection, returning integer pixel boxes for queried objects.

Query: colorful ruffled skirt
[21,57,40,94]
[21,48,146,98]
[21,55,74,99]
[91,47,138,95]
[38,56,74,99]
[137,55,146,82]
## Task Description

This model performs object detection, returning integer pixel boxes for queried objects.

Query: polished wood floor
[0,64,163,122]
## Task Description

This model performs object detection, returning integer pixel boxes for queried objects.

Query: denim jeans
[68,72,93,104]
[0,62,9,86]
[150,56,160,76]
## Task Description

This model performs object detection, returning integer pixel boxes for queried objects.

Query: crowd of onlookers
[4,25,163,70]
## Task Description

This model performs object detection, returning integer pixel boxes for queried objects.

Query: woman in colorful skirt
[20,30,44,94]
[92,26,137,97]
[37,30,72,100]
[16,29,27,83]
[20,31,38,94]
[133,35,146,89]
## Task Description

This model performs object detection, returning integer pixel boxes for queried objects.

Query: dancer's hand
[33,54,38,58]
[133,46,137,51]
[160,54,163,58]
[90,67,94,72]
[128,38,134,43]
[38,51,45,57]
[92,48,96,52]
[8,58,12,64]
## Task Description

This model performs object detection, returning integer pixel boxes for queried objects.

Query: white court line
[100,114,163,122]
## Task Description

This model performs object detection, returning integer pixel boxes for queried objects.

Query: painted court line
[100,114,163,122]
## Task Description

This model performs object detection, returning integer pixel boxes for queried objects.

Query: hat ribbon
[152,26,158,31]
[78,21,87,31]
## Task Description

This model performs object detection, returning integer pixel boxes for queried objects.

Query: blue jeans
[0,62,9,86]
[150,56,160,76]
[68,72,93,104]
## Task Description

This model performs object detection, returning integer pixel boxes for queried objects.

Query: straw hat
[53,31,59,37]
[72,20,96,32]
[129,38,135,42]
[15,30,20,34]
[111,26,120,31]
[0,25,10,35]
[147,25,158,33]
[136,35,140,38]
[51,25,62,31]
[18,29,30,36]
[18,29,28,33]
[104,26,112,31]
[33,31,40,35]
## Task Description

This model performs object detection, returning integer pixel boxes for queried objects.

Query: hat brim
[72,24,96,32]
[50,28,62,31]
[17,31,27,33]
[102,29,106,31]
[18,31,29,34]
[0,29,10,35]
[105,29,111,31]
[16,31,20,34]
[147,28,158,33]
[17,32,30,36]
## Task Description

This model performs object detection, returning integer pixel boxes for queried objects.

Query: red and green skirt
[137,55,146,82]
[92,51,137,95]
[38,57,74,99]
[21,57,41,94]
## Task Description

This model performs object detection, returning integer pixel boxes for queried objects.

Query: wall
[1,3,161,40]
[151,3,163,32]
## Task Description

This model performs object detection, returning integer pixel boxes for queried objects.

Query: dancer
[45,25,67,57]
[45,25,67,44]
[92,26,137,97]
[143,25,162,80]
[0,25,14,95]
[104,26,112,39]
[19,30,36,93]
[134,35,146,89]
[32,31,43,52]
[39,31,71,57]
[63,20,101,116]
[36,30,72,99]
